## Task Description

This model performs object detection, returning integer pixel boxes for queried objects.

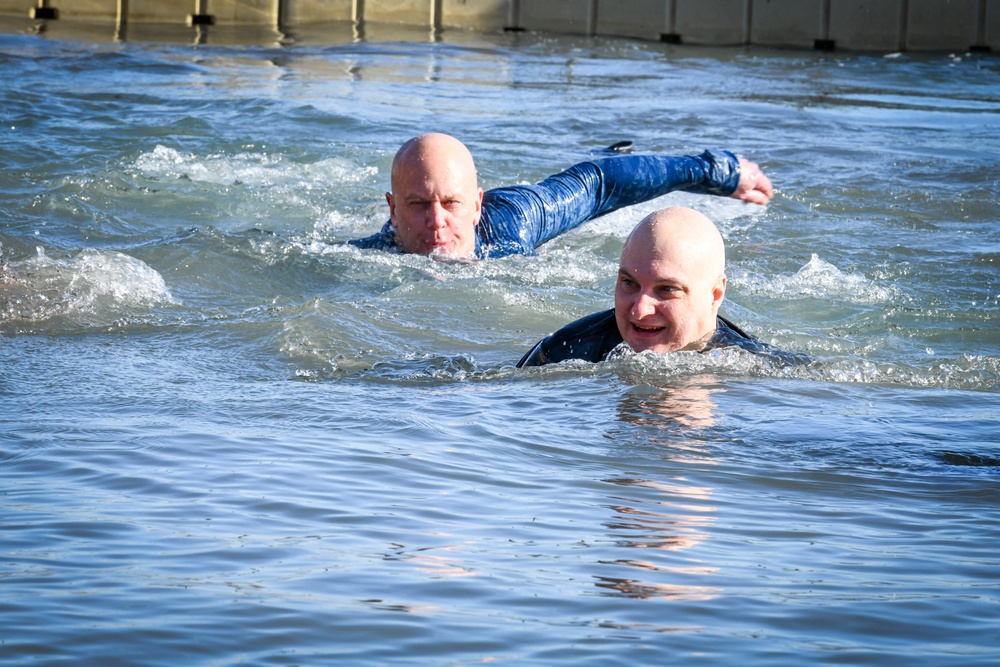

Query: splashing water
[1,25,999,667]
[1,247,175,326]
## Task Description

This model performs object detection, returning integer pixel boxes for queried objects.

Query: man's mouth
[428,239,466,259]
[631,323,663,333]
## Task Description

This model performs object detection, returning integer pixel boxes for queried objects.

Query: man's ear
[473,188,484,226]
[712,274,727,312]
[386,192,397,228]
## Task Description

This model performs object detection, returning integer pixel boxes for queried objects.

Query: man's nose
[426,202,448,228]
[632,291,656,317]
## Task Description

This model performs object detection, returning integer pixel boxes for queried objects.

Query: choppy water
[2,17,999,666]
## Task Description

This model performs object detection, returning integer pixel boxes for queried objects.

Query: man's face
[614,237,724,355]
[387,146,482,257]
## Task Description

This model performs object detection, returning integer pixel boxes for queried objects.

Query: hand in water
[732,157,774,205]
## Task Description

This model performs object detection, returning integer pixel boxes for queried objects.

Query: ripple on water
[2,29,999,666]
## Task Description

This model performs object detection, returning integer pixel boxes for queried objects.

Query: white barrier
[3,0,996,52]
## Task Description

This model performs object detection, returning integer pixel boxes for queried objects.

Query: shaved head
[387,133,483,257]
[615,207,727,354]
[622,207,726,278]
[391,132,477,190]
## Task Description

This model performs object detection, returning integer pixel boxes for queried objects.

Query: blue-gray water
[2,18,999,666]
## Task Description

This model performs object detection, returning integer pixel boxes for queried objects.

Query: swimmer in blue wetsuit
[518,206,807,367]
[349,133,773,259]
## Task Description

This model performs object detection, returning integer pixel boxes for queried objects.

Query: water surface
[2,18,999,666]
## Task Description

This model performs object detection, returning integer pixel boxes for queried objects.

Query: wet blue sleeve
[347,221,397,251]
[476,149,741,257]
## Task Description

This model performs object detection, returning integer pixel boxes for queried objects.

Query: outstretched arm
[480,150,765,254]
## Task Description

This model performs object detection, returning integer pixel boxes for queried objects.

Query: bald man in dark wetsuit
[518,207,809,367]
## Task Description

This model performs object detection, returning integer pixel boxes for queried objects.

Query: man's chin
[626,338,676,356]
[428,244,473,259]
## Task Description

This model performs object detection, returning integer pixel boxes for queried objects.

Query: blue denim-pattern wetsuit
[517,309,810,368]
[349,150,742,259]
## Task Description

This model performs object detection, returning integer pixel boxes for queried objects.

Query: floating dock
[3,0,997,51]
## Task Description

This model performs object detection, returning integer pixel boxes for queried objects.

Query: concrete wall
[596,0,666,41]
[441,0,509,31]
[280,0,352,25]
[907,0,983,49]
[829,0,907,52]
[674,0,751,45]
[1,0,996,52]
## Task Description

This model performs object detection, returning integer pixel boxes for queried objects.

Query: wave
[0,247,176,329]
[132,145,378,190]
[735,253,900,304]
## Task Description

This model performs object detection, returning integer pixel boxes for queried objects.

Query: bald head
[387,133,483,257]
[391,133,477,187]
[622,207,726,277]
[615,207,728,354]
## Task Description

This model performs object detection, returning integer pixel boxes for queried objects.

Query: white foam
[564,191,767,242]
[133,145,377,189]
[736,254,898,303]
[1,247,176,324]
